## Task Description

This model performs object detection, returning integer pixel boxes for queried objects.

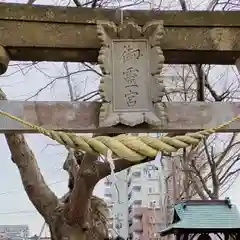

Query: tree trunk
[4,132,109,240]
[0,89,150,240]
[46,195,109,240]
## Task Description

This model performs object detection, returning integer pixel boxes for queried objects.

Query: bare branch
[189,152,213,199]
[216,133,238,167]
[195,64,205,101]
[221,167,240,185]
[177,149,209,200]
[64,63,75,101]
[64,151,100,227]
[203,140,219,198]
[5,133,59,220]
[219,156,240,184]
[27,0,37,4]
[91,0,98,8]
[97,157,151,180]
[72,0,81,7]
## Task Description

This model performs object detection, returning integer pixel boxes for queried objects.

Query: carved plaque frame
[97,20,167,127]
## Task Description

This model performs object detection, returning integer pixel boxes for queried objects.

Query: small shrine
[160,198,240,240]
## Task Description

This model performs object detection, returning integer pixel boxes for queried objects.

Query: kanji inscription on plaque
[113,40,149,111]
[97,20,167,127]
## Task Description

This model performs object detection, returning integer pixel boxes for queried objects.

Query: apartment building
[104,154,204,239]
[0,225,29,240]
[104,133,167,240]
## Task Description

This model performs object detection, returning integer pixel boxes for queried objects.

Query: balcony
[129,232,142,240]
[128,192,143,206]
[129,220,143,233]
[107,222,113,229]
[105,198,113,205]
[127,166,142,175]
[129,207,142,218]
[108,212,114,220]
[148,215,162,224]
[104,178,112,186]
[128,183,142,193]
[104,187,112,198]
[127,169,142,183]
[153,223,165,233]
[149,232,161,239]
[144,168,160,180]
[129,200,142,209]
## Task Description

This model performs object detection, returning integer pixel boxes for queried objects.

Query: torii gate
[1,5,239,239]
[0,2,240,138]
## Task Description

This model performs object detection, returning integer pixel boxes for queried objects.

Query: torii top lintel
[0,3,240,65]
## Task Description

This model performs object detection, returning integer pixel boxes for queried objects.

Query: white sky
[0,62,103,236]
[0,0,240,237]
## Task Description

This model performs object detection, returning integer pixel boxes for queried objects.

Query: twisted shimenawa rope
[0,109,239,161]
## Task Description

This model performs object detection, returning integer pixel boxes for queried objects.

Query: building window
[133,186,141,192]
[133,200,142,206]
[115,222,122,229]
[132,171,141,177]
[104,179,112,186]
[104,193,112,198]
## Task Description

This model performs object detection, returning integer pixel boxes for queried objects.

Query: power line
[0,210,37,215]
[0,164,68,215]
[0,181,70,216]
[0,164,65,196]
[0,180,67,196]
[0,180,68,215]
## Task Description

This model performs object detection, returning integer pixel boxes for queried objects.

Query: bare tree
[0,1,158,240]
[2,0,240,239]
[162,0,240,206]
[160,64,240,240]
[163,65,240,199]
[1,77,154,240]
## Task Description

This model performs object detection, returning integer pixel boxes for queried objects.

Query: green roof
[161,198,240,236]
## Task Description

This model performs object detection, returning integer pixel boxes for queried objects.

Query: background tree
[160,0,240,232]
[0,0,240,239]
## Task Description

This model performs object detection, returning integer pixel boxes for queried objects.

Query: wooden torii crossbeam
[0,3,240,133]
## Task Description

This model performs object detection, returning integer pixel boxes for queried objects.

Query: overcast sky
[0,0,240,237]
[0,62,100,236]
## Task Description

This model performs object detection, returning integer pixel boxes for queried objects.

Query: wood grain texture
[0,3,240,64]
[0,101,239,133]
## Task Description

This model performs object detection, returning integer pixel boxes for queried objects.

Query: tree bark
[2,97,153,239]
[1,89,109,240]
[5,133,58,220]
[0,86,156,239]
[5,132,110,240]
